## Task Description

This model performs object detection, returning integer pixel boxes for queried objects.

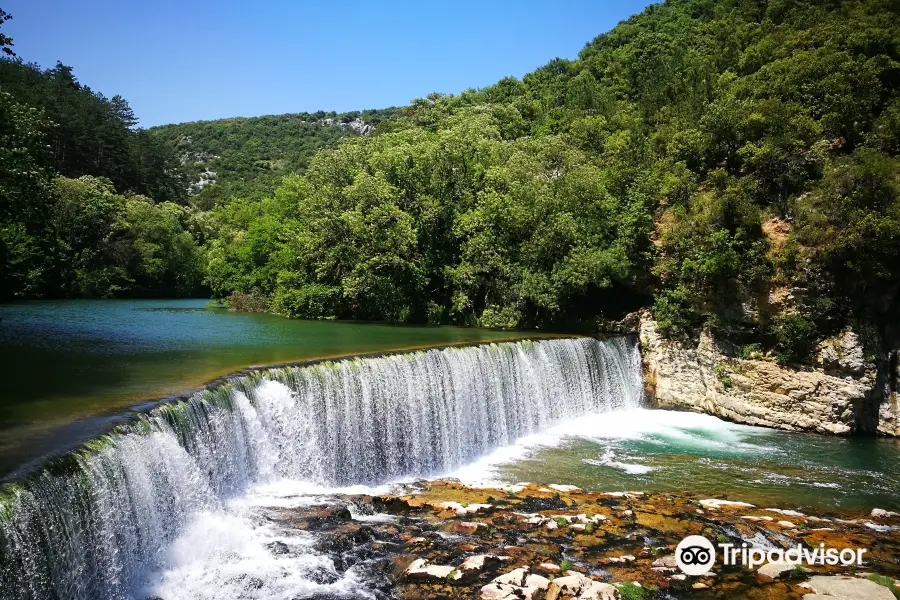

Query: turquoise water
[0,299,548,479]
[479,409,900,513]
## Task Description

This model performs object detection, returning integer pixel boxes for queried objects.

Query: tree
[0,9,14,57]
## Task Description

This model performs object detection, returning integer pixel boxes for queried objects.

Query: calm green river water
[0,299,546,479]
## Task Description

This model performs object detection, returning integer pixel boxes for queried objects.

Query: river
[0,302,897,600]
[0,299,553,479]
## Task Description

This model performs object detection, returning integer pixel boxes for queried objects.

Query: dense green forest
[2,0,899,363]
[0,9,205,299]
[200,0,900,360]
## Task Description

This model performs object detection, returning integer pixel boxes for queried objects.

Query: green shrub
[618,582,656,600]
[226,290,269,313]
[772,314,819,364]
[740,343,763,360]
[271,282,341,318]
[479,305,521,329]
[651,290,692,337]
[713,362,733,389]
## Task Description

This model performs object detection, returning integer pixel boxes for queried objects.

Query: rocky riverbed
[252,480,900,600]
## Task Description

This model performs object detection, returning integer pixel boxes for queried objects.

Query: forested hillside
[150,108,403,209]
[0,10,207,300]
[202,0,900,361]
[0,9,405,299]
[2,0,899,364]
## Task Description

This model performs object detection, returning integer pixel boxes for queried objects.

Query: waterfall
[0,336,643,600]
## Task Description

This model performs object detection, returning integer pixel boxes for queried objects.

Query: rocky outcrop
[322,117,373,135]
[188,167,217,194]
[878,354,900,436]
[639,311,898,436]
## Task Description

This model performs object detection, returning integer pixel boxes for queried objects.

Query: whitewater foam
[447,408,788,488]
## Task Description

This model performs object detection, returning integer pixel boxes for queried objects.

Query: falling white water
[0,337,644,600]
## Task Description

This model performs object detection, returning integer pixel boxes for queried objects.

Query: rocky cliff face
[636,311,899,437]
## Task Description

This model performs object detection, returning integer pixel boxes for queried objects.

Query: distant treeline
[150,107,404,209]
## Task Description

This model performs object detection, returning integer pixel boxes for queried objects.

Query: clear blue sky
[4,0,654,128]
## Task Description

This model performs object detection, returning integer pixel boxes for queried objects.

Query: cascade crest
[0,337,643,599]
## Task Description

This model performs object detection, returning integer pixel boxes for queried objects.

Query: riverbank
[308,479,900,600]
[628,311,900,438]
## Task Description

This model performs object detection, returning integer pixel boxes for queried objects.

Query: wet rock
[331,481,899,600]
[603,555,636,564]
[543,571,619,600]
[871,508,899,519]
[317,524,376,555]
[265,540,290,555]
[766,508,806,517]
[601,491,643,498]
[548,484,582,493]
[452,554,509,582]
[372,496,413,513]
[757,561,796,579]
[802,575,896,600]
[516,494,570,512]
[404,558,455,581]
[451,521,484,534]
[579,580,618,600]
[480,582,518,600]
[545,572,589,598]
[525,573,551,590]
[289,505,353,531]
[777,520,797,529]
[700,499,755,510]
[651,555,678,569]
[494,567,530,586]
[459,554,489,571]
[439,501,493,515]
